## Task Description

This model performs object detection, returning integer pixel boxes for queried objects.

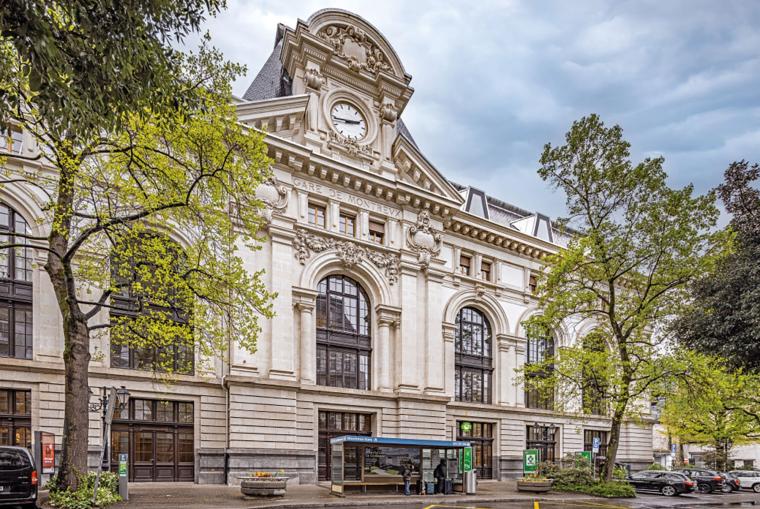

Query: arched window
[525,334,554,409]
[109,232,193,374]
[454,307,493,404]
[0,204,33,359]
[316,275,371,390]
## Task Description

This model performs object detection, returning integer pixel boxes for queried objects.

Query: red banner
[41,432,55,474]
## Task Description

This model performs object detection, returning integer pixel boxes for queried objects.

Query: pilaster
[375,304,401,392]
[293,287,318,385]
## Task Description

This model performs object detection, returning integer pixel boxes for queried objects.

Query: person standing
[401,462,412,496]
[434,458,447,494]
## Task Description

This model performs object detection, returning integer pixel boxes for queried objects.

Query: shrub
[613,465,629,480]
[48,472,122,509]
[647,462,667,471]
[565,481,636,498]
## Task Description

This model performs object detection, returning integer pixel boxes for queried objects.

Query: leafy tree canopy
[660,351,760,471]
[0,0,225,137]
[674,161,760,371]
[0,36,274,489]
[524,114,725,480]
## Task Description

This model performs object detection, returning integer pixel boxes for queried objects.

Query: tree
[524,114,725,480]
[661,353,760,471]
[0,40,274,490]
[674,161,760,372]
[0,0,224,138]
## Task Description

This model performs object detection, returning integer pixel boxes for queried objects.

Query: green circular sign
[460,421,472,433]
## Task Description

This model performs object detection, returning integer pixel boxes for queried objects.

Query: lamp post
[89,386,130,503]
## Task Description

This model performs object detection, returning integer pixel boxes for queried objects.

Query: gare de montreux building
[0,9,654,484]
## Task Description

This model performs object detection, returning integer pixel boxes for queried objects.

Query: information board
[523,449,539,473]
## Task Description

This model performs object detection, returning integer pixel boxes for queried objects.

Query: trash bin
[464,471,477,494]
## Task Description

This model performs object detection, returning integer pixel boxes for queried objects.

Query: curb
[242,494,609,509]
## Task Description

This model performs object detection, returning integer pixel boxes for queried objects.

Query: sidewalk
[38,480,603,509]
[38,481,760,509]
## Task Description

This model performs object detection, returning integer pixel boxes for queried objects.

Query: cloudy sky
[195,0,760,219]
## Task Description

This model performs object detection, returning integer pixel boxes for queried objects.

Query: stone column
[293,287,318,385]
[375,305,401,392]
[268,227,296,380]
[442,322,457,398]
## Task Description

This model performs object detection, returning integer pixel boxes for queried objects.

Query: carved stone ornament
[304,68,326,90]
[255,174,289,223]
[318,24,392,74]
[406,210,441,269]
[327,130,372,158]
[380,103,398,123]
[294,228,400,285]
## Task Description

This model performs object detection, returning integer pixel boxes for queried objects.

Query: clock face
[330,102,367,140]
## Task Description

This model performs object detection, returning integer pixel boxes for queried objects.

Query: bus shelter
[329,435,471,495]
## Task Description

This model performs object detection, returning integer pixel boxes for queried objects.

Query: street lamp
[88,386,130,504]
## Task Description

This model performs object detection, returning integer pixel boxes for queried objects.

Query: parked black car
[628,471,696,496]
[0,446,38,508]
[720,471,741,492]
[674,468,726,494]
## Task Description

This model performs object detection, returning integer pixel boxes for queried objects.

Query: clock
[330,102,367,140]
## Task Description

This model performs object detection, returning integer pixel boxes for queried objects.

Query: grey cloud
[194,0,760,220]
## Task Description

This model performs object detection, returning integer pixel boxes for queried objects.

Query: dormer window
[464,187,490,220]
[459,254,472,276]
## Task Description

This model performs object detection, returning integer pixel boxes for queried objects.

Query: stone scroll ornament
[317,24,392,74]
[406,210,441,269]
[294,228,400,285]
[254,174,289,224]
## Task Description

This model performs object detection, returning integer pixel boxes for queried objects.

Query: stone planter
[240,476,289,497]
[516,479,553,492]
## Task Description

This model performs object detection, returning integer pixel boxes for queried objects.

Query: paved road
[358,492,760,509]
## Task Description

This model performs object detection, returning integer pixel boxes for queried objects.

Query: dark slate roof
[397,118,419,150]
[242,38,291,101]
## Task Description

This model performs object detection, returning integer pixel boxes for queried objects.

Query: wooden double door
[111,425,194,482]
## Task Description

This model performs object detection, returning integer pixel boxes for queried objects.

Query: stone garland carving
[318,24,392,74]
[406,210,441,269]
[294,228,400,285]
[327,130,372,158]
[304,68,326,90]
[255,174,289,224]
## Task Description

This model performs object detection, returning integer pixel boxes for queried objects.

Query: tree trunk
[604,406,626,480]
[45,157,90,490]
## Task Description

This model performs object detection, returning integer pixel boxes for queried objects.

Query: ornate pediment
[318,24,393,74]
[294,228,400,284]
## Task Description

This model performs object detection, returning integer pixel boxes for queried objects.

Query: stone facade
[0,8,654,485]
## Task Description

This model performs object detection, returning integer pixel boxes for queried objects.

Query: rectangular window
[459,254,472,276]
[339,213,356,237]
[308,203,326,228]
[0,304,33,360]
[526,425,558,463]
[368,221,385,244]
[0,125,23,155]
[528,274,538,293]
[583,429,609,458]
[110,340,194,375]
[481,261,492,281]
[0,389,31,449]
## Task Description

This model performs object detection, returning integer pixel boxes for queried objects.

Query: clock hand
[332,117,362,124]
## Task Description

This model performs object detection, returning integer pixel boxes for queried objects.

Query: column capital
[442,321,457,343]
[375,304,401,326]
[292,286,318,311]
